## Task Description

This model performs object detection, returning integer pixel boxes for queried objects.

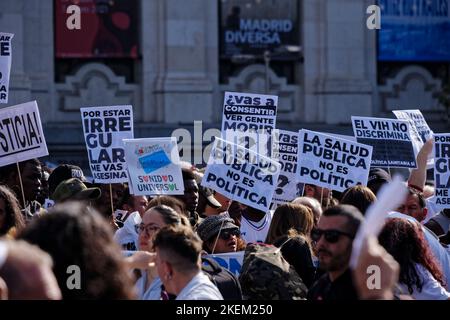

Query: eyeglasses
[218,229,240,241]
[311,228,354,244]
[136,223,160,235]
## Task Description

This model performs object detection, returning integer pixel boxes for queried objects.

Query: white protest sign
[271,129,303,203]
[0,101,48,166]
[222,92,277,157]
[0,33,13,104]
[393,110,433,144]
[123,137,184,196]
[352,116,417,168]
[393,109,434,168]
[297,130,372,192]
[202,137,281,212]
[350,175,407,269]
[433,134,450,209]
[205,251,245,276]
[81,105,133,183]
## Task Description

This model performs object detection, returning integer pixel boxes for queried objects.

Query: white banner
[81,105,134,183]
[433,134,450,209]
[123,137,184,196]
[271,129,303,203]
[0,33,13,104]
[393,109,433,144]
[352,116,417,168]
[0,101,48,166]
[202,137,281,212]
[297,129,373,192]
[205,251,245,276]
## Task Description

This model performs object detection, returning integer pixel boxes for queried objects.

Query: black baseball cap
[48,164,87,195]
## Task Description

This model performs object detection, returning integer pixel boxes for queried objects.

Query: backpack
[201,257,243,300]
[238,242,308,300]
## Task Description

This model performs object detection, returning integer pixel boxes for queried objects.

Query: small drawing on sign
[138,149,172,174]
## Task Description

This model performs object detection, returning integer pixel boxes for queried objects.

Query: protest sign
[433,134,450,209]
[271,129,303,203]
[81,105,133,183]
[123,137,184,196]
[393,109,433,144]
[0,33,13,104]
[297,130,372,192]
[205,251,245,276]
[0,101,48,166]
[222,92,277,157]
[352,116,416,168]
[202,137,281,212]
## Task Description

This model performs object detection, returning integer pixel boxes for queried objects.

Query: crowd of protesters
[0,137,449,301]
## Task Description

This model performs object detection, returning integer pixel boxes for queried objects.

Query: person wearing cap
[367,168,391,196]
[48,164,88,197]
[51,178,101,204]
[197,215,243,254]
[197,185,223,217]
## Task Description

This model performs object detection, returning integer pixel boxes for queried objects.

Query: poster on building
[222,91,277,157]
[55,0,139,58]
[202,137,281,212]
[0,33,13,104]
[0,101,48,166]
[81,105,133,183]
[297,130,372,192]
[378,0,450,61]
[271,129,303,204]
[352,116,417,169]
[219,0,300,59]
[123,137,184,196]
[433,134,450,209]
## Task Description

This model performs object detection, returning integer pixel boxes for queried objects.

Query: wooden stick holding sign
[109,184,114,217]
[16,162,26,210]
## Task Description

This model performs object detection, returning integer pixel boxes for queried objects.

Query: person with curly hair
[379,218,450,300]
[0,185,25,238]
[17,201,136,299]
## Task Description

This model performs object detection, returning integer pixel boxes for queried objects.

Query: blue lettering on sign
[138,150,171,174]
[210,257,242,276]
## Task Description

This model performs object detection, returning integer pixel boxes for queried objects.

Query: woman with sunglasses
[197,214,244,254]
[135,205,189,300]
[265,203,316,288]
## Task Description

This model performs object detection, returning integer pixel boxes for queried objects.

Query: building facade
[0,0,448,169]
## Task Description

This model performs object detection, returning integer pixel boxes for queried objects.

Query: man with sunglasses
[308,205,363,300]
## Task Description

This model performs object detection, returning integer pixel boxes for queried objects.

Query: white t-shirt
[423,197,440,224]
[113,211,141,251]
[398,264,450,300]
[176,271,223,300]
[240,210,273,244]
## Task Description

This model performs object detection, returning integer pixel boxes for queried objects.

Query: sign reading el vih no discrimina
[352,116,417,169]
[123,137,184,196]
[0,33,13,104]
[81,105,134,183]
[0,101,48,166]
[297,130,372,192]
[202,137,281,212]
